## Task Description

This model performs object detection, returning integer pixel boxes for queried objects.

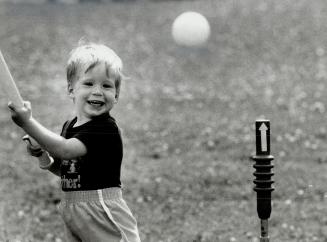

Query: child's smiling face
[69,62,119,124]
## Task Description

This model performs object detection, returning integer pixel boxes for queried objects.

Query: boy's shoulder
[78,114,119,134]
[91,113,117,126]
[60,117,77,136]
[61,113,120,135]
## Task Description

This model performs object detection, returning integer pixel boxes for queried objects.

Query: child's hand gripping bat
[0,50,53,169]
[22,135,54,169]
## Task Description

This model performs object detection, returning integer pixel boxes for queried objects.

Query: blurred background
[1,0,327,241]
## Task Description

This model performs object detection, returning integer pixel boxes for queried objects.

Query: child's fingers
[26,146,34,155]
[23,101,31,109]
[22,135,40,148]
[27,144,42,152]
[8,101,30,112]
[23,135,44,157]
[22,135,32,145]
[26,145,44,157]
[8,101,16,111]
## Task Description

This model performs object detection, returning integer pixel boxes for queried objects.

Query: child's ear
[114,86,120,103]
[115,87,120,103]
[114,93,119,103]
[68,86,75,99]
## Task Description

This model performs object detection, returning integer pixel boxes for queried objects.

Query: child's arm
[8,101,87,160]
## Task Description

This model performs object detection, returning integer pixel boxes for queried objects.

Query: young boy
[8,42,141,242]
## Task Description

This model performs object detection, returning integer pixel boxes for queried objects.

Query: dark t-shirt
[59,113,122,191]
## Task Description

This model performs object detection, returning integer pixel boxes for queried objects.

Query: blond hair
[66,42,123,93]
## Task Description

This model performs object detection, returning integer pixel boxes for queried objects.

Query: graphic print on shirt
[61,158,82,190]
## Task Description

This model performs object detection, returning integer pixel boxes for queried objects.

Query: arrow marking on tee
[259,123,268,152]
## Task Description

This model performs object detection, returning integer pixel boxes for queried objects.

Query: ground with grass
[1,0,327,241]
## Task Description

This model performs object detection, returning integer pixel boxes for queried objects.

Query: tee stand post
[252,120,274,242]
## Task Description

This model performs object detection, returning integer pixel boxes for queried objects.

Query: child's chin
[85,105,111,117]
[89,111,105,117]
[88,109,109,117]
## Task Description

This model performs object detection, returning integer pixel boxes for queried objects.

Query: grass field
[1,0,327,241]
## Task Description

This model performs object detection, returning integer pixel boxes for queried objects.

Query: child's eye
[103,84,113,88]
[84,82,93,86]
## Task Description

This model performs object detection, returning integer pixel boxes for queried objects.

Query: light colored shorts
[58,187,141,242]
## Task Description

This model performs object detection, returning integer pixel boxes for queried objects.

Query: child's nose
[91,85,102,95]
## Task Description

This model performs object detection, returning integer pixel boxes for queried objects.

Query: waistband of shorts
[61,187,122,203]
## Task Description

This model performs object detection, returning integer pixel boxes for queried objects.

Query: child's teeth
[88,101,104,107]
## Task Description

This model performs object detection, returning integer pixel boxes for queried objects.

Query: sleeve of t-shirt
[49,120,70,174]
[72,120,120,155]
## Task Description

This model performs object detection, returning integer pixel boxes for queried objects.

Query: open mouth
[87,100,105,107]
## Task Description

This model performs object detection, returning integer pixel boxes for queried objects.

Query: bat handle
[22,135,54,169]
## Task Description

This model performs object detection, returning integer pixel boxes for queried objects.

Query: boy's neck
[74,113,110,127]
[74,118,88,127]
